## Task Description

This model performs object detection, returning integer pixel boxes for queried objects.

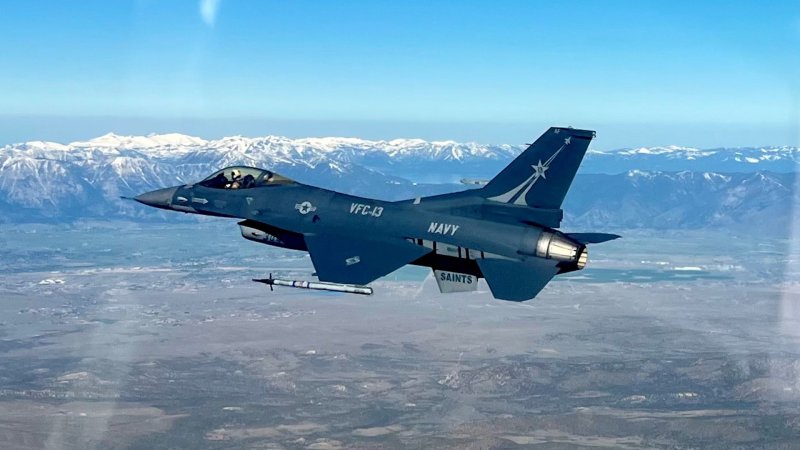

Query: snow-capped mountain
[0,132,798,231]
[585,145,800,173]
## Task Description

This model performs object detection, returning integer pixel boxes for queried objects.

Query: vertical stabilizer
[481,127,595,209]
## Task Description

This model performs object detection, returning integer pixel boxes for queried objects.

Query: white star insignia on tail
[532,160,548,179]
[487,133,573,205]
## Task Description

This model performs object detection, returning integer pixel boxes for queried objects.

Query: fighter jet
[133,127,619,301]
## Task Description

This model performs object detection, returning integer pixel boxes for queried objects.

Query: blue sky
[0,0,798,148]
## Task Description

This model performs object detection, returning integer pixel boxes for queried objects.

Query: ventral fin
[433,270,479,293]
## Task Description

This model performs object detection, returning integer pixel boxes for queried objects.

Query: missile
[460,178,489,186]
[253,275,373,295]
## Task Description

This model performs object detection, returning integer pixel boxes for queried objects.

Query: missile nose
[134,187,178,209]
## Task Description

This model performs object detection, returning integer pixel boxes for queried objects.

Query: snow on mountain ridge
[7,132,796,165]
[3,133,523,162]
[1,132,798,230]
[72,132,208,149]
[2,133,799,192]
[615,146,706,156]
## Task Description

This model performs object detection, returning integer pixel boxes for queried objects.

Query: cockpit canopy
[199,166,295,190]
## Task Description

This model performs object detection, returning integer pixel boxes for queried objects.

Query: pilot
[227,169,243,189]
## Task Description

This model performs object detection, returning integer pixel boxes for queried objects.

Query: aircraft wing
[304,234,431,286]
[477,258,559,301]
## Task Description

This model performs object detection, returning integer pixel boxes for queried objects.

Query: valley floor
[0,224,799,449]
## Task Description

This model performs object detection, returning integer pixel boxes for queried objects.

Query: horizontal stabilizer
[305,234,431,285]
[477,258,559,301]
[566,232,621,244]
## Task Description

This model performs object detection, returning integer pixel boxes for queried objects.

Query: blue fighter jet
[134,127,619,301]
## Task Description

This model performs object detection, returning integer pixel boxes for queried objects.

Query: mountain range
[0,133,797,233]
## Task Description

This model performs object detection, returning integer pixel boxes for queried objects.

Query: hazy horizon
[1,115,798,150]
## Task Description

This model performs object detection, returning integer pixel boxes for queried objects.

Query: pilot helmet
[231,169,241,179]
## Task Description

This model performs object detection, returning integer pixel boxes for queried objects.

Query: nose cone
[134,187,178,209]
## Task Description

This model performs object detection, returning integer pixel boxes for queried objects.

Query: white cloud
[199,0,222,27]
